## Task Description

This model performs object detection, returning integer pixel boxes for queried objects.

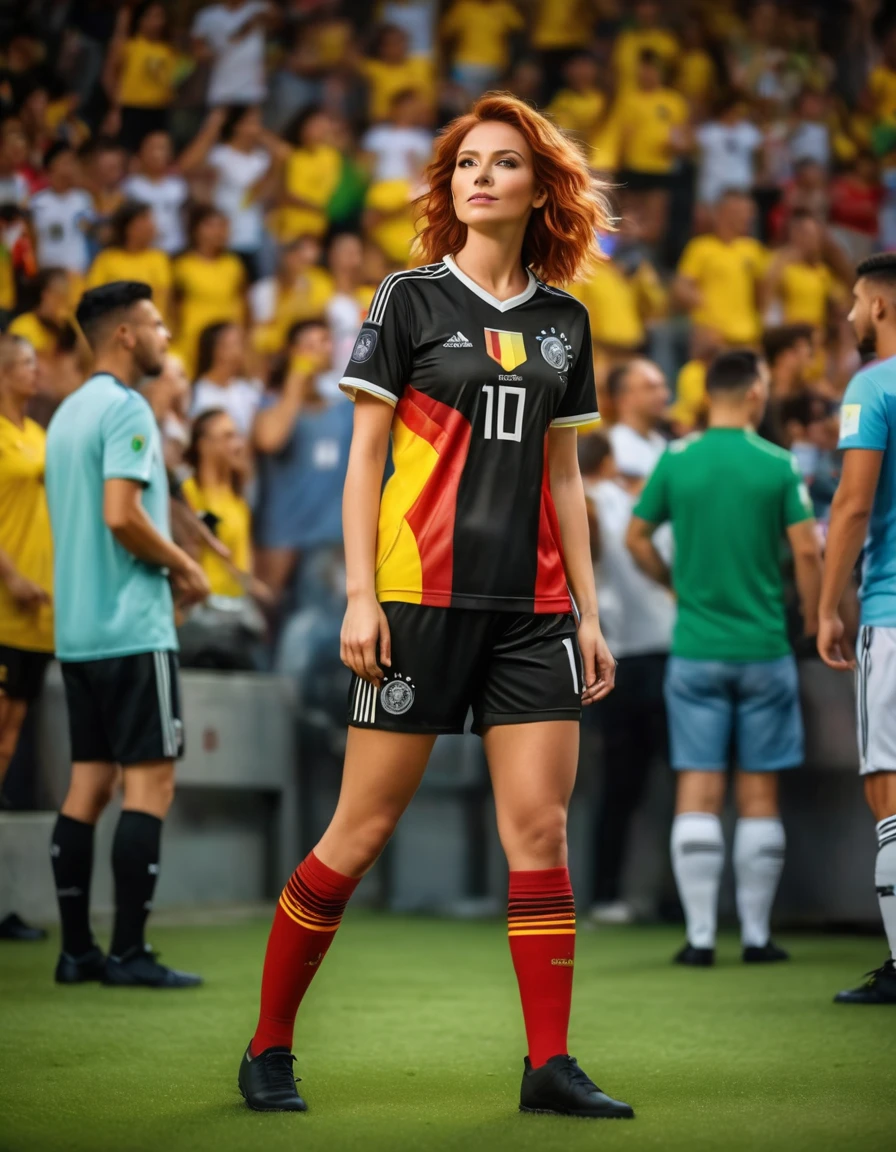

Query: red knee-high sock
[251,852,359,1055]
[508,867,576,1069]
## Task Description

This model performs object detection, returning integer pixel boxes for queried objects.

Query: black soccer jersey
[339,255,599,613]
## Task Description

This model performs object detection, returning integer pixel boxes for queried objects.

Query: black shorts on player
[346,604,583,735]
[61,649,183,764]
[0,644,52,702]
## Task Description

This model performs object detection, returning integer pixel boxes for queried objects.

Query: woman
[172,206,246,376]
[238,93,632,1121]
[85,201,172,320]
[252,319,351,601]
[325,232,376,371]
[249,235,334,360]
[190,322,262,439]
[275,106,342,244]
[102,1,177,152]
[182,408,252,599]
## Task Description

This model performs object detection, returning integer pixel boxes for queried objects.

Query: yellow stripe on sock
[508,928,577,937]
[507,919,576,931]
[278,894,340,932]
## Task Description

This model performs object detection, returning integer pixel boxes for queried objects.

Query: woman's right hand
[341,593,392,685]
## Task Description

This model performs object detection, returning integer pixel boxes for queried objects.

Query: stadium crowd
[1,0,895,928]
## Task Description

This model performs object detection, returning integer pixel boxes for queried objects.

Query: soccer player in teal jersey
[45,282,209,988]
[819,253,896,1004]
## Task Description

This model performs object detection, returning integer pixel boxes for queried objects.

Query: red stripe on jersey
[486,329,502,362]
[398,386,472,607]
[534,435,573,613]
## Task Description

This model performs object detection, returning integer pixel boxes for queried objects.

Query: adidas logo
[443,331,473,348]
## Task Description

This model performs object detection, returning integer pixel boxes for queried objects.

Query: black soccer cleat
[834,958,896,1004]
[519,1055,634,1119]
[55,945,107,984]
[673,943,715,967]
[0,912,48,941]
[239,1044,308,1112]
[743,941,790,964]
[103,944,202,988]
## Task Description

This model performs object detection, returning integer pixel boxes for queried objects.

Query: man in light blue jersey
[819,252,896,1005]
[45,282,209,989]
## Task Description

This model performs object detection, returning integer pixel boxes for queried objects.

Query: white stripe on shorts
[153,652,176,758]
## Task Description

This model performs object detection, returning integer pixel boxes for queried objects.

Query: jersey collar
[442,254,537,312]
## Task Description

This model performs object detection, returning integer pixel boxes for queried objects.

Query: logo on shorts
[537,328,572,374]
[351,329,378,363]
[131,434,146,453]
[380,673,416,715]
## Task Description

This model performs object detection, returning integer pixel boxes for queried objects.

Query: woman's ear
[533,187,548,209]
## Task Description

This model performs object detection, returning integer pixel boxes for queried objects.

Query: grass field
[1,915,894,1152]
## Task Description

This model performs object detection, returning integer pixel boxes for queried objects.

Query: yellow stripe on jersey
[484,328,527,373]
[0,416,53,652]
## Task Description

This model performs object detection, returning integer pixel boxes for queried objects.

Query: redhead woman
[238,93,632,1122]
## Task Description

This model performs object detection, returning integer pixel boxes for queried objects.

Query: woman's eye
[497,159,517,168]
[458,158,474,168]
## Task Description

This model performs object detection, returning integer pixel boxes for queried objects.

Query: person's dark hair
[780,390,835,429]
[718,186,752,203]
[185,406,242,495]
[132,0,170,39]
[372,23,406,58]
[762,323,814,365]
[706,349,761,395]
[220,104,257,144]
[75,281,153,347]
[43,140,74,170]
[388,87,421,114]
[606,363,630,400]
[195,321,238,379]
[856,252,896,290]
[577,430,612,476]
[110,200,153,248]
[789,206,815,224]
[286,317,327,348]
[285,104,324,147]
[638,48,662,68]
[188,203,226,248]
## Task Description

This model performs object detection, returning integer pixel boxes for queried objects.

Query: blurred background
[0,0,889,929]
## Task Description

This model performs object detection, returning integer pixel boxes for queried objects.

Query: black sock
[110,810,163,958]
[50,814,96,956]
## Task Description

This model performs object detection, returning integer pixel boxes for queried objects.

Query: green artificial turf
[1,917,894,1152]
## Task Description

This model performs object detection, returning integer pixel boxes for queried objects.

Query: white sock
[671,813,725,949]
[876,816,896,961]
[733,817,786,948]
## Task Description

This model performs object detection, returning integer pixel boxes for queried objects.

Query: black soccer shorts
[61,650,184,765]
[346,603,584,735]
[0,644,52,702]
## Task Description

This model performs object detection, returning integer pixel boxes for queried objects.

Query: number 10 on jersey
[481,384,525,442]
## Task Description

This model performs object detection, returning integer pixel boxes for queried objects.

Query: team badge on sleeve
[131,435,146,453]
[351,330,378,363]
[840,404,860,439]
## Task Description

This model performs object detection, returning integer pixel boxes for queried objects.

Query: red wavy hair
[414,93,612,286]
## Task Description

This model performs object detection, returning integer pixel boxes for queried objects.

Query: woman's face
[328,233,363,277]
[2,127,28,167]
[233,107,263,147]
[139,4,167,38]
[0,343,38,400]
[41,275,70,321]
[201,412,242,471]
[214,325,245,372]
[197,212,229,252]
[140,132,172,174]
[450,121,545,233]
[127,209,156,249]
[300,111,330,148]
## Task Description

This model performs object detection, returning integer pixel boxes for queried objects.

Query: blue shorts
[664,655,803,772]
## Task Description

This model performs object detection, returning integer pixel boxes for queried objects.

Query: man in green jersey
[627,350,822,966]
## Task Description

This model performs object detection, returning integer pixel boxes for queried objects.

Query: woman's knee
[321,808,402,876]
[503,804,569,865]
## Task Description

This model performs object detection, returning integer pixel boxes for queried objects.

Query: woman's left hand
[577,614,616,705]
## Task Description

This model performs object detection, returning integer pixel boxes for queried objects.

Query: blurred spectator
[8,268,70,365]
[669,327,725,434]
[530,0,596,97]
[439,0,524,99]
[778,390,840,520]
[789,89,832,171]
[190,1,278,109]
[380,0,438,58]
[762,211,844,344]
[191,321,262,438]
[0,131,29,209]
[274,106,340,243]
[325,232,376,372]
[606,358,670,483]
[360,90,433,183]
[612,0,679,93]
[121,130,189,255]
[80,136,127,255]
[546,52,609,145]
[865,24,896,125]
[29,143,93,279]
[172,205,246,375]
[674,189,768,348]
[758,322,815,445]
[675,15,718,116]
[102,1,177,152]
[141,351,191,472]
[252,320,351,600]
[829,152,883,264]
[250,235,333,358]
[85,201,172,321]
[694,97,763,215]
[614,49,691,246]
[359,25,433,125]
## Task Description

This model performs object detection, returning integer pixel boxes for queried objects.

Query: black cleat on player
[743,941,790,964]
[103,944,202,988]
[0,912,47,941]
[239,1044,308,1112]
[673,943,715,967]
[834,958,896,1004]
[55,945,106,984]
[519,1055,634,1119]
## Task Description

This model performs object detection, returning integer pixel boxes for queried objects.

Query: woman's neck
[197,459,230,490]
[332,270,357,293]
[452,231,529,301]
[204,365,234,385]
[0,392,27,429]
[195,245,219,260]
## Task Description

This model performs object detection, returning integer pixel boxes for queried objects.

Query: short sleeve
[838,368,888,451]
[783,454,815,525]
[339,273,413,407]
[677,238,704,281]
[102,394,158,484]
[551,310,599,428]
[633,449,671,525]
